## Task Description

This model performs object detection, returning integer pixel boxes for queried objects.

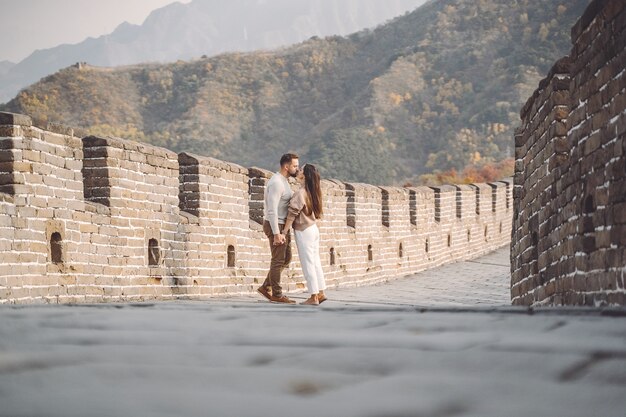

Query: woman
[282,164,327,305]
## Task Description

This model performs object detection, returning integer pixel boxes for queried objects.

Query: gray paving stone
[0,247,624,417]
[323,246,511,307]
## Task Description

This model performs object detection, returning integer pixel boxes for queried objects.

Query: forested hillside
[1,0,589,185]
[0,0,428,103]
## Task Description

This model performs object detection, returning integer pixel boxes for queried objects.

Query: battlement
[511,0,626,306]
[0,111,511,304]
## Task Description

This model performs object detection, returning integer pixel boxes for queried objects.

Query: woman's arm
[282,189,305,234]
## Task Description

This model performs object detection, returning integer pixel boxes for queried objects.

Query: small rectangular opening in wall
[46,221,66,272]
[490,184,497,213]
[148,238,160,266]
[381,188,390,227]
[227,245,236,268]
[345,183,356,228]
[50,232,64,264]
[409,190,417,226]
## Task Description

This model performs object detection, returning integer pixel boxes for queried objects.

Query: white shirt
[263,172,293,235]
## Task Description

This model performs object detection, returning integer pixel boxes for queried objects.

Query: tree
[307,127,395,184]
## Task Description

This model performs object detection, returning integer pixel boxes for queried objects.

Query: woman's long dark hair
[303,164,323,219]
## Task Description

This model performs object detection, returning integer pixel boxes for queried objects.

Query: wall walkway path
[1,248,624,417]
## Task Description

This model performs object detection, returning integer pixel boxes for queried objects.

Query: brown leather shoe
[301,295,319,306]
[318,296,327,304]
[270,294,296,304]
[257,286,272,301]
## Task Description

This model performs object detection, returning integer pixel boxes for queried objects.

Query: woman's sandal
[301,296,319,306]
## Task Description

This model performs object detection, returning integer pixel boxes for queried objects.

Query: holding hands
[273,233,286,246]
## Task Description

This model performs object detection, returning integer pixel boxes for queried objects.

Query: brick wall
[512,0,626,306]
[0,112,511,304]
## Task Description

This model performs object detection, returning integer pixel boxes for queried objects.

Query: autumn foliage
[412,158,514,186]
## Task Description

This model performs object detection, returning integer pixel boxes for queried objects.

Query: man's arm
[265,179,283,236]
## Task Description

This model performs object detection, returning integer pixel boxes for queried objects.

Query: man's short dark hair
[280,153,299,167]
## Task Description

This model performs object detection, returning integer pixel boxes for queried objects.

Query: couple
[257,153,327,306]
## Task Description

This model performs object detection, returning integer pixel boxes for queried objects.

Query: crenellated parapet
[0,111,512,304]
[512,0,626,306]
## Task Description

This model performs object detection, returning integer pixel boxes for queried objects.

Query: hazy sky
[0,0,191,62]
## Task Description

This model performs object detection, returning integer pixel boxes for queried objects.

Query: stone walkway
[318,247,511,307]
[1,246,625,417]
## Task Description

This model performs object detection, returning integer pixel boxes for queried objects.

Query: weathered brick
[4,0,626,308]
[511,0,626,307]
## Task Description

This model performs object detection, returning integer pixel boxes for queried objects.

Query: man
[257,153,299,304]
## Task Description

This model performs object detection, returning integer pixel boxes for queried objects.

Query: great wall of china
[1,0,624,307]
[0,112,511,304]
[511,0,626,306]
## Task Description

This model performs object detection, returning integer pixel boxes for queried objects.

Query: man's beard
[290,171,298,178]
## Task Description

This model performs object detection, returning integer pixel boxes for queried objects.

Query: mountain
[1,0,590,185]
[0,61,15,76]
[0,0,428,103]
